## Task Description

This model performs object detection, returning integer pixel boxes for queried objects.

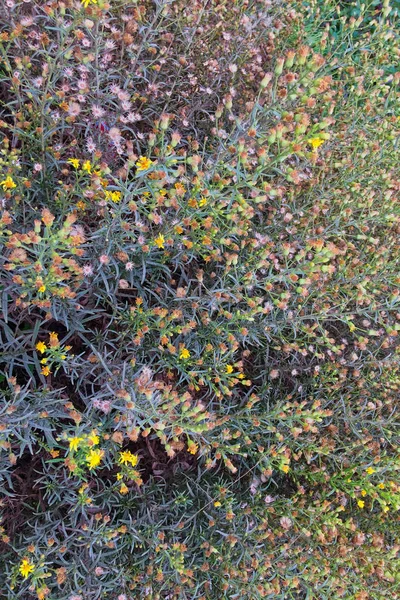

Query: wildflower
[180,348,190,360]
[82,160,92,173]
[154,234,165,249]
[108,127,122,143]
[0,176,17,191]
[366,467,376,475]
[361,490,367,497]
[357,500,365,508]
[214,501,221,507]
[226,364,234,374]
[88,431,99,446]
[378,483,385,489]
[135,156,153,171]
[38,285,46,293]
[67,102,81,117]
[36,341,47,353]
[41,366,51,376]
[67,158,80,169]
[68,437,84,452]
[116,472,123,480]
[19,558,34,578]
[187,440,198,455]
[105,190,121,203]
[119,450,138,467]
[86,448,103,469]
[81,0,98,8]
[281,464,290,474]
[120,483,129,495]
[308,137,324,150]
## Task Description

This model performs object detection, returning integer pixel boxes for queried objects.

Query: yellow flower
[38,285,46,293]
[86,448,104,469]
[378,483,385,489]
[357,500,365,508]
[81,0,98,7]
[281,464,290,474]
[88,431,99,446]
[105,190,122,203]
[308,137,325,150]
[199,197,207,207]
[179,347,190,360]
[187,440,198,455]
[135,156,153,171]
[67,158,80,169]
[154,234,165,249]
[116,472,123,480]
[214,501,221,507]
[119,450,139,467]
[361,489,367,497]
[366,467,376,475]
[19,558,34,578]
[68,436,84,452]
[41,366,51,376]
[36,341,47,354]
[0,176,17,191]
[226,364,234,374]
[82,160,92,173]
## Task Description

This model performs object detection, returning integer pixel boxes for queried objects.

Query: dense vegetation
[0,0,399,598]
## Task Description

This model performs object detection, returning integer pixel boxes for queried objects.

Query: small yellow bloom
[0,176,17,191]
[82,160,92,173]
[214,501,221,507]
[361,489,367,497]
[281,464,290,474]
[119,450,139,467]
[135,156,153,171]
[19,558,34,578]
[81,0,98,6]
[87,431,100,446]
[105,190,122,203]
[68,436,84,452]
[179,347,190,360]
[41,366,51,376]
[378,483,385,489]
[357,500,365,508]
[226,364,234,374]
[67,158,80,169]
[199,197,207,207]
[154,234,165,249]
[116,472,123,480]
[187,440,198,455]
[86,448,104,469]
[36,341,47,353]
[308,137,325,150]
[38,285,46,293]
[40,358,48,364]
[366,467,376,475]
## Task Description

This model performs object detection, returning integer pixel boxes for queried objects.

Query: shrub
[0,0,399,599]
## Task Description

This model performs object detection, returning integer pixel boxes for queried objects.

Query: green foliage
[0,0,399,599]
